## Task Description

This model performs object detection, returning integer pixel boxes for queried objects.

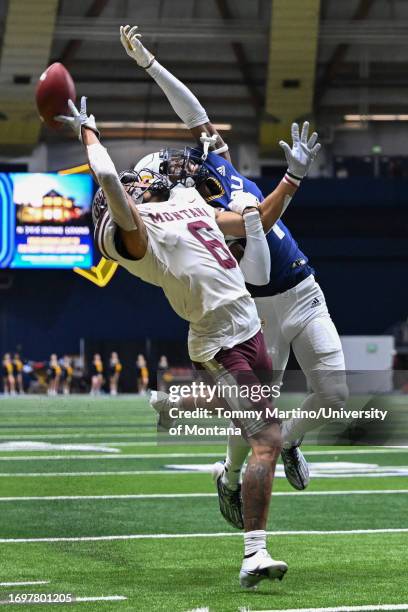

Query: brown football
[35,62,76,130]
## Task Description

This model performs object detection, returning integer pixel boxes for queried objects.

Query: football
[35,62,76,130]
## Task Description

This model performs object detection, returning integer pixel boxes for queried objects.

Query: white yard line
[0,453,221,461]
[0,468,407,478]
[0,582,49,587]
[0,528,407,544]
[0,440,159,448]
[250,605,408,612]
[73,595,127,602]
[304,472,408,479]
[0,434,150,440]
[105,441,188,447]
[0,490,407,502]
[0,445,406,453]
[0,493,216,501]
[75,596,126,602]
[0,471,184,477]
[0,435,404,449]
[250,606,408,612]
[0,450,406,461]
[304,449,408,455]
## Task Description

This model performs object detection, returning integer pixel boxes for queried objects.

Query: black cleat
[212,461,244,530]
[281,438,310,490]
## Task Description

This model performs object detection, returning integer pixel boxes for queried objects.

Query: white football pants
[255,275,348,443]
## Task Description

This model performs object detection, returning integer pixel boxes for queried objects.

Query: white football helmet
[134,151,163,181]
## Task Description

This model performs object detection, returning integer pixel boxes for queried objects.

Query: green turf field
[0,395,407,611]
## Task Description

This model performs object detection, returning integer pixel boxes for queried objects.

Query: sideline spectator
[13,353,24,394]
[157,354,171,392]
[136,354,149,395]
[90,353,104,395]
[109,352,122,396]
[2,353,16,395]
[47,354,62,396]
[61,355,74,395]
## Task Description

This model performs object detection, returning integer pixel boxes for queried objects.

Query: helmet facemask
[159,147,209,188]
[119,170,170,205]
[92,170,170,226]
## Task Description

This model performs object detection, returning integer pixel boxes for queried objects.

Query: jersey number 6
[187,221,237,270]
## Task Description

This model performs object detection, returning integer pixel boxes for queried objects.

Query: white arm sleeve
[239,211,271,286]
[87,143,137,231]
[146,60,209,129]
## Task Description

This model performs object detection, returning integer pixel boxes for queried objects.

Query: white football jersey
[97,187,260,361]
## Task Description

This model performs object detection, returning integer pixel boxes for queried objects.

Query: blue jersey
[203,151,314,297]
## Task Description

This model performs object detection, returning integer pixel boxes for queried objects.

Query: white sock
[244,530,266,557]
[221,428,250,490]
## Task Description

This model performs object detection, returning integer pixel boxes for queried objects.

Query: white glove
[228,191,260,215]
[120,25,155,69]
[279,121,321,180]
[55,97,99,142]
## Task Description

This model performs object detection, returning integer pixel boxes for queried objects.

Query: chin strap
[199,132,219,160]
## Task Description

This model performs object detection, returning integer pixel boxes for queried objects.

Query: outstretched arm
[215,206,270,285]
[215,121,321,240]
[55,97,148,259]
[120,25,230,161]
[218,121,321,235]
[259,121,321,231]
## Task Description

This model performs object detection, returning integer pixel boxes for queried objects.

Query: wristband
[283,172,301,188]
[243,210,261,226]
[144,55,156,70]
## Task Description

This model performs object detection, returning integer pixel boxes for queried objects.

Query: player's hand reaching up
[55,96,99,142]
[279,122,321,182]
[120,25,155,68]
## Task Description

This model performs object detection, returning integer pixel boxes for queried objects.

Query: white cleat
[239,549,288,589]
[147,390,176,432]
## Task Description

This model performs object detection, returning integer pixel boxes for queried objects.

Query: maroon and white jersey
[96,187,260,361]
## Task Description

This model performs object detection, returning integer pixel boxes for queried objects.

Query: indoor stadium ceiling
[1,0,408,152]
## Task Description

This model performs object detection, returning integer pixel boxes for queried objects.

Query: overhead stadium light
[97,121,232,131]
[344,114,408,122]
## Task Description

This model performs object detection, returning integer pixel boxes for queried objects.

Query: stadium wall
[1,250,406,363]
[1,179,407,361]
